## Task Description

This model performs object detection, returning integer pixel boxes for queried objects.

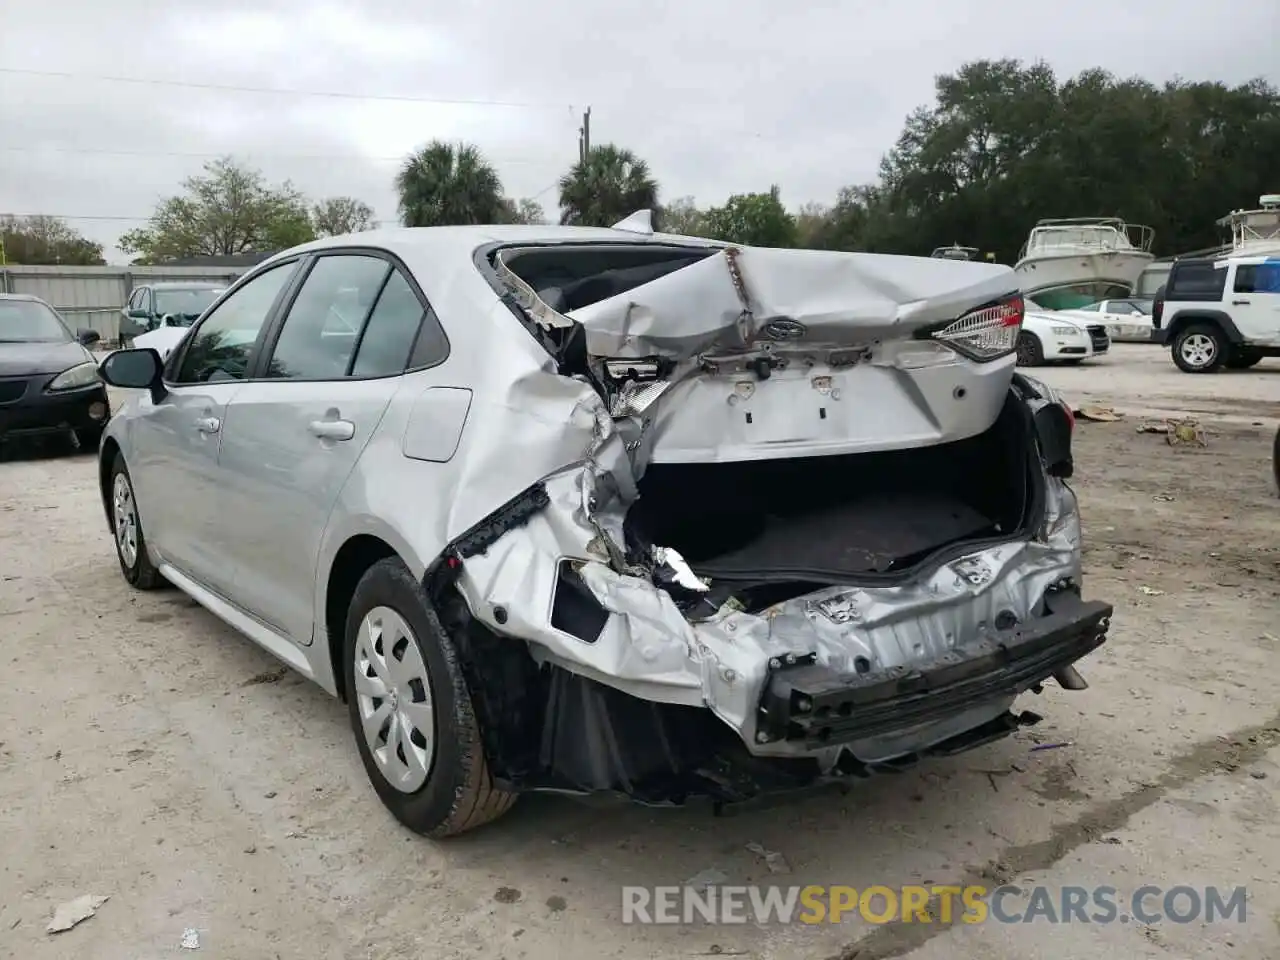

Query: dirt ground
[1,345,1278,959]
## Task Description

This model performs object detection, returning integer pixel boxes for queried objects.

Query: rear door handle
[194,416,220,434]
[1232,299,1251,305]
[309,419,355,441]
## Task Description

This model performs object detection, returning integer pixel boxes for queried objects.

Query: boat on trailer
[1014,217,1155,310]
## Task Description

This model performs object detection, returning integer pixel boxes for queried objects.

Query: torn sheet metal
[564,246,1017,360]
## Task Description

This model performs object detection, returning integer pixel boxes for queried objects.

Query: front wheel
[1171,324,1226,373]
[109,454,164,589]
[344,557,516,837]
[1016,331,1045,366]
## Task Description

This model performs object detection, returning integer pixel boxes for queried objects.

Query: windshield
[155,288,223,325]
[1130,299,1154,315]
[0,299,73,343]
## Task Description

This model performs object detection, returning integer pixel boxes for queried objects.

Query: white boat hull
[1015,250,1154,309]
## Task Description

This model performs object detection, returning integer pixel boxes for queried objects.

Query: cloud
[2,0,1277,262]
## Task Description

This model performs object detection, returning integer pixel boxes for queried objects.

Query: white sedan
[1057,298,1155,342]
[1015,298,1110,366]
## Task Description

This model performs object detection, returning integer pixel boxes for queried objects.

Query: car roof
[259,223,721,271]
[144,281,227,289]
[0,292,48,303]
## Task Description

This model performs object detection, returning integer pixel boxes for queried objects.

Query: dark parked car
[119,282,226,345]
[0,293,108,448]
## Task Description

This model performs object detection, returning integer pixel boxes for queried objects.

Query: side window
[1256,263,1280,293]
[127,289,143,311]
[264,254,391,380]
[350,268,433,378]
[1077,302,1101,312]
[172,262,297,384]
[139,289,153,314]
[1233,265,1257,294]
[1170,263,1227,298]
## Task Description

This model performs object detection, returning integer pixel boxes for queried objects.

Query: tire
[1273,424,1280,496]
[344,557,516,837]
[108,453,164,589]
[1171,323,1226,373]
[1225,347,1264,370]
[1016,331,1045,366]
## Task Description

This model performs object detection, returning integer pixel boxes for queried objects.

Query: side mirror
[77,328,101,346]
[99,348,166,402]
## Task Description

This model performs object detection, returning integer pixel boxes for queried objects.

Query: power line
[2,66,773,142]
[0,66,575,110]
[0,144,567,166]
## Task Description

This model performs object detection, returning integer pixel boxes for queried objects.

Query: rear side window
[1234,262,1280,294]
[1169,263,1227,298]
[265,254,391,380]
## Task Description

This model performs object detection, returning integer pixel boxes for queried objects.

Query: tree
[658,196,708,236]
[118,157,315,263]
[0,215,104,265]
[862,59,1280,262]
[558,144,659,227]
[395,141,504,227]
[312,196,376,236]
[498,197,547,224]
[701,186,799,248]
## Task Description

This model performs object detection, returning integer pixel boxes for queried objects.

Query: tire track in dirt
[828,710,1280,960]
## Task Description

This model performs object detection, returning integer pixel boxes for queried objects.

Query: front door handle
[309,418,355,441]
[194,416,220,434]
[1232,299,1251,305]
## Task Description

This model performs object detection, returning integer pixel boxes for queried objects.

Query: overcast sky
[2,0,1277,264]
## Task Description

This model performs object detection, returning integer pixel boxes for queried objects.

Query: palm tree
[395,141,505,227]
[558,144,659,227]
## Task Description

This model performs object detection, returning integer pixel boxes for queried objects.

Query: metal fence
[0,264,252,344]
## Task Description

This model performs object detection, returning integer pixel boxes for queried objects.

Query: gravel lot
[2,344,1278,959]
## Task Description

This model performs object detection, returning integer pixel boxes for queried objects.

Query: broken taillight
[928,294,1024,362]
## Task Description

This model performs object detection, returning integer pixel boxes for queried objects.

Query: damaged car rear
[98,222,1111,838]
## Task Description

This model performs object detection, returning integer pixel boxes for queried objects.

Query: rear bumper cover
[758,590,1110,747]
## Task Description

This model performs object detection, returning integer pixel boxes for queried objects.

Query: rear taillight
[928,294,1024,362]
[1152,299,1164,327]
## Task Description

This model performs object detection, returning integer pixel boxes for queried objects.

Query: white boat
[1219,194,1280,256]
[1014,218,1155,310]
[1134,194,1280,297]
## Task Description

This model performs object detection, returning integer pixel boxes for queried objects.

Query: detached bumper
[0,383,110,440]
[758,591,1111,748]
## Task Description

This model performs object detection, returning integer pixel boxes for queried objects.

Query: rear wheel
[109,454,163,589]
[1171,323,1226,373]
[1225,347,1264,370]
[1016,331,1045,366]
[344,557,516,837]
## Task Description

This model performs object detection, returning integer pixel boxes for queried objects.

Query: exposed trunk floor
[688,493,994,579]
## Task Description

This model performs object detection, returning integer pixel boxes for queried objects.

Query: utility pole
[578,107,591,163]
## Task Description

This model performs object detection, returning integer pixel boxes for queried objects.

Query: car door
[125,260,301,597]
[215,252,441,643]
[1230,262,1280,345]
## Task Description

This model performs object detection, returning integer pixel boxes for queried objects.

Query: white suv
[1154,256,1280,372]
